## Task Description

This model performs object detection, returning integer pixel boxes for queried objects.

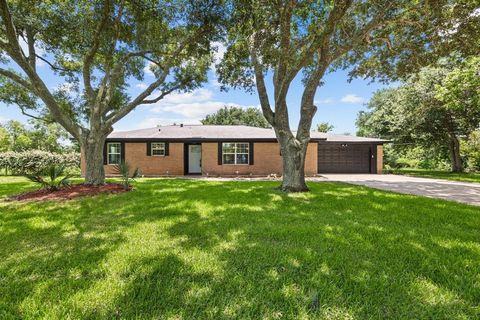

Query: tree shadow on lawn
[0,179,479,319]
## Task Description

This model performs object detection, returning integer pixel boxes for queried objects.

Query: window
[151,142,165,156]
[222,142,249,165]
[107,142,121,165]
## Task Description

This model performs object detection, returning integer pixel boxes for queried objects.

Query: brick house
[80,125,385,177]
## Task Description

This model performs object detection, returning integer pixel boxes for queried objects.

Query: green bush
[113,161,140,190]
[26,165,71,191]
[0,150,80,175]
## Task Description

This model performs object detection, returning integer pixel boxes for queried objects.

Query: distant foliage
[0,151,80,175]
[201,106,270,128]
[316,122,334,133]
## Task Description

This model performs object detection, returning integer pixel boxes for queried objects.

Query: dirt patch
[8,183,130,202]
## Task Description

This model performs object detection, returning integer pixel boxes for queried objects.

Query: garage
[317,143,375,173]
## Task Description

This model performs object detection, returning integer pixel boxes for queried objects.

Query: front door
[188,144,202,174]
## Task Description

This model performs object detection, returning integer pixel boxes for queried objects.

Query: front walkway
[317,174,480,206]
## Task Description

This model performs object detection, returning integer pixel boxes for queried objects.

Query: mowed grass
[0,177,479,319]
[393,168,480,183]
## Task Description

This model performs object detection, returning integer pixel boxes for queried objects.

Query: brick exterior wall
[201,142,318,176]
[81,141,319,177]
[81,142,184,176]
[376,144,383,174]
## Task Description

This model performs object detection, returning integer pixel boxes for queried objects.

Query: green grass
[1,177,479,319]
[392,168,480,183]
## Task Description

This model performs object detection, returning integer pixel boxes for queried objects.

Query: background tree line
[0,119,76,153]
[357,56,480,172]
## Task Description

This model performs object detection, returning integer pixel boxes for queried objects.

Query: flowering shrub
[0,150,80,174]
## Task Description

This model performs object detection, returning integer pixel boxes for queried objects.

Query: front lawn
[392,168,480,183]
[1,177,479,319]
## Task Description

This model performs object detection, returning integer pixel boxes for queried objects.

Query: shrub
[0,150,80,175]
[26,165,71,191]
[113,161,140,190]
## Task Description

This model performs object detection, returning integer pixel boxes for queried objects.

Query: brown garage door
[318,144,372,173]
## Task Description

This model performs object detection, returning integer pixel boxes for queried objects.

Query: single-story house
[80,125,386,177]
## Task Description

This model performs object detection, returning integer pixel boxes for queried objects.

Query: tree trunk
[449,135,463,173]
[279,137,309,192]
[82,134,108,185]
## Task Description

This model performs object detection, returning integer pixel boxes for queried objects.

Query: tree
[201,106,269,128]
[0,119,71,152]
[0,0,221,185]
[3,120,31,151]
[357,58,480,172]
[349,2,479,81]
[316,122,334,133]
[218,0,427,192]
[0,126,10,151]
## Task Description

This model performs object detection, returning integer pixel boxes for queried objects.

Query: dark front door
[318,143,372,173]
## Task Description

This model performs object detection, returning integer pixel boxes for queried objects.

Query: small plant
[26,165,71,191]
[114,161,140,190]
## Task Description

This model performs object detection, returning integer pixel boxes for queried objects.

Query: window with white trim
[107,142,121,165]
[222,142,249,165]
[151,142,166,156]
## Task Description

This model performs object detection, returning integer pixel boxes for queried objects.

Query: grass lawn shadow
[0,177,479,319]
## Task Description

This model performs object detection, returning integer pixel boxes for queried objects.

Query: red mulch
[8,183,131,202]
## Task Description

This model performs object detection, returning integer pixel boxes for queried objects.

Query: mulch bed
[8,183,131,202]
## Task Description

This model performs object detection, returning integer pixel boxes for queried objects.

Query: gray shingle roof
[107,125,386,143]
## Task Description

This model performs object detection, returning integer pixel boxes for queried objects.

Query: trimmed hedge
[0,150,80,174]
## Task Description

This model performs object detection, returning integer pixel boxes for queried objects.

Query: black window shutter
[120,142,125,163]
[218,142,223,165]
[146,142,151,156]
[103,142,108,165]
[165,142,169,156]
[249,142,254,165]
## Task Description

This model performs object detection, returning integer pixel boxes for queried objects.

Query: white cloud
[209,78,222,88]
[340,94,364,104]
[0,115,9,124]
[141,88,257,126]
[143,61,155,76]
[157,88,213,105]
[152,101,244,119]
[136,83,148,90]
[315,98,334,104]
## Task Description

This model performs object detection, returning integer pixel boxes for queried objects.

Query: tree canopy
[201,106,269,128]
[316,122,334,133]
[349,1,480,81]
[0,0,222,184]
[357,57,480,172]
[0,119,71,152]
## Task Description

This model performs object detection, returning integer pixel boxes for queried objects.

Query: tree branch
[0,68,33,90]
[25,27,36,71]
[249,33,275,125]
[83,0,111,103]
[19,107,50,123]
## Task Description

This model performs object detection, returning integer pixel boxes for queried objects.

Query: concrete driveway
[316,174,480,206]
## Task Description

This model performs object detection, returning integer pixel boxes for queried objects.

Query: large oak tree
[217,0,432,192]
[0,0,221,184]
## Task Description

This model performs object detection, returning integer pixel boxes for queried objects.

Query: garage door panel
[318,144,371,173]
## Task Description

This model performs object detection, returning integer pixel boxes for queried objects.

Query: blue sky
[0,45,389,135]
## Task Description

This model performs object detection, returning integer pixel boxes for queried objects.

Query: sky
[0,44,390,136]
